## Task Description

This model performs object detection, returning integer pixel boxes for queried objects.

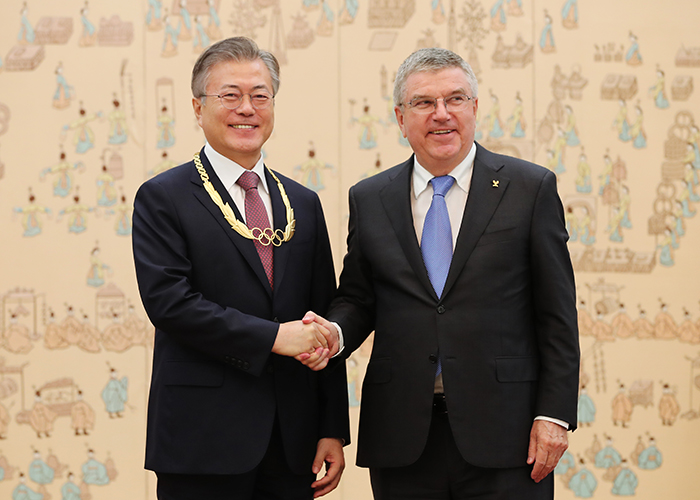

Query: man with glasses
[132,37,349,499]
[308,47,580,499]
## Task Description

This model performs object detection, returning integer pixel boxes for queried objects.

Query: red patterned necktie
[237,170,274,289]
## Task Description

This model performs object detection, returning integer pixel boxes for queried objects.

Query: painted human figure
[595,435,622,469]
[612,303,634,338]
[592,312,614,341]
[611,384,633,427]
[630,105,646,148]
[552,128,567,174]
[577,385,596,426]
[53,63,74,109]
[611,460,637,496]
[599,152,613,195]
[177,0,193,41]
[150,150,176,177]
[77,312,101,353]
[161,15,180,57]
[193,15,210,53]
[353,104,382,149]
[44,309,70,349]
[649,69,670,109]
[295,144,333,191]
[114,193,132,236]
[658,228,674,267]
[107,98,128,144]
[507,0,523,15]
[625,32,642,66]
[607,206,625,242]
[634,307,654,338]
[432,0,446,24]
[565,206,578,241]
[59,191,93,234]
[658,384,680,425]
[101,368,128,418]
[654,301,678,339]
[338,0,359,24]
[40,150,83,198]
[60,472,81,500]
[613,99,631,142]
[506,92,526,138]
[206,0,222,40]
[102,312,131,352]
[14,190,51,237]
[485,92,504,138]
[86,245,110,287]
[96,165,118,207]
[81,449,109,485]
[561,0,578,29]
[12,473,42,500]
[63,106,101,154]
[490,0,507,31]
[577,300,594,337]
[0,402,10,439]
[578,206,596,245]
[71,390,95,436]
[569,458,597,498]
[539,12,556,53]
[146,0,163,31]
[28,449,54,498]
[156,104,176,148]
[17,3,35,44]
[3,314,34,354]
[29,391,57,438]
[637,437,662,470]
[678,309,700,343]
[78,3,97,47]
[564,105,580,146]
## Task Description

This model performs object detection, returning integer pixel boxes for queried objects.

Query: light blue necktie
[421,175,455,376]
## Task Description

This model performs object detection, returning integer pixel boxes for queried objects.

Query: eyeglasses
[201,91,275,110]
[400,94,473,114]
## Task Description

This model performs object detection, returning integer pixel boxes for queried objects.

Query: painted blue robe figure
[17,6,35,44]
[578,388,596,425]
[611,466,638,496]
[554,450,575,476]
[638,441,662,470]
[565,208,578,242]
[685,165,700,201]
[507,95,525,138]
[60,474,81,500]
[114,196,132,236]
[82,453,109,486]
[354,105,382,149]
[658,230,674,267]
[561,0,578,29]
[626,33,642,66]
[630,107,646,149]
[102,372,128,417]
[614,100,631,142]
[206,0,222,40]
[12,478,43,500]
[96,168,117,207]
[564,106,580,146]
[539,14,555,53]
[53,65,74,110]
[162,17,180,57]
[552,130,567,174]
[179,1,193,40]
[14,193,51,237]
[79,8,96,47]
[87,247,110,287]
[107,100,128,145]
[193,16,210,53]
[431,0,446,23]
[490,0,506,31]
[650,70,670,109]
[40,155,83,198]
[569,466,597,498]
[680,184,696,218]
[486,95,504,138]
[608,208,625,242]
[579,211,596,245]
[595,442,622,468]
[339,0,359,24]
[146,0,163,29]
[576,154,592,193]
[28,455,54,486]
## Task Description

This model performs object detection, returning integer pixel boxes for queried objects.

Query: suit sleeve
[529,171,580,430]
[327,186,377,356]
[132,178,278,377]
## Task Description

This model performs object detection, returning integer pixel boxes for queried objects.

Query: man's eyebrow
[218,84,271,92]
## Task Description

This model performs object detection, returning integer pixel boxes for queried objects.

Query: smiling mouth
[230,124,256,129]
[430,130,453,135]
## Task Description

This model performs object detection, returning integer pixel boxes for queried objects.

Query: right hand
[273,319,331,359]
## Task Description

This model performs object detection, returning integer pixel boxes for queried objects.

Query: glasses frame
[200,91,275,110]
[400,94,474,114]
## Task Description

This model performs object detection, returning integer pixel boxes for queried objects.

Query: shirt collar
[412,142,476,199]
[204,142,270,195]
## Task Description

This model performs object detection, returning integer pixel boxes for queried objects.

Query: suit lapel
[442,146,509,298]
[266,166,291,293]
[380,158,438,301]
[190,149,273,295]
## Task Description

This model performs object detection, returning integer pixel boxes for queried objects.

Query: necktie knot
[431,175,455,198]
[237,170,260,191]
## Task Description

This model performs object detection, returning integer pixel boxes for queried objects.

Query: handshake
[272,312,339,371]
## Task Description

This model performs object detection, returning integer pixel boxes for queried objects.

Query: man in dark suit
[132,37,349,500]
[308,48,579,499]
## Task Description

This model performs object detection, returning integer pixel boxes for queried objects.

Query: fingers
[311,438,345,498]
[528,420,569,483]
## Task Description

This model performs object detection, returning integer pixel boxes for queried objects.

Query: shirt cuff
[534,416,569,430]
[330,322,345,357]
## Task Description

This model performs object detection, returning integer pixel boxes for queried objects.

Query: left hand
[527,420,568,483]
[311,437,345,498]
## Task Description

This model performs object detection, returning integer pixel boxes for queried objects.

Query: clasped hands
[272,312,338,370]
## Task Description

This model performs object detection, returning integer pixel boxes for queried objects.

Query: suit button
[429,354,438,363]
[437,305,445,314]
[273,317,279,323]
[242,362,250,370]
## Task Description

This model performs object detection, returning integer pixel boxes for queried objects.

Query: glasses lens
[409,95,470,114]
[218,93,273,110]
[220,94,242,109]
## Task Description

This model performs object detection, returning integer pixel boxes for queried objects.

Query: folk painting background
[0,0,699,498]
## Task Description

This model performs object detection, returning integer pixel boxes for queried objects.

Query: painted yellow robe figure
[592,313,614,341]
[60,193,93,234]
[64,108,100,154]
[107,99,128,145]
[575,152,592,193]
[77,313,101,353]
[654,303,678,339]
[634,308,654,339]
[612,305,634,338]
[71,391,95,435]
[14,190,51,237]
[658,384,680,425]
[102,313,132,352]
[611,385,633,427]
[61,307,83,345]
[353,105,381,149]
[40,152,83,198]
[29,392,58,438]
[150,151,177,177]
[613,99,631,141]
[678,310,700,344]
[44,311,70,350]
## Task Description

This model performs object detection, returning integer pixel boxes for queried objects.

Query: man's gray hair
[393,48,478,107]
[191,37,280,100]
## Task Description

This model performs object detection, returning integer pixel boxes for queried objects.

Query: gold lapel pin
[492,180,499,188]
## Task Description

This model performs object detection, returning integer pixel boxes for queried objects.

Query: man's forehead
[208,59,273,89]
[405,67,470,95]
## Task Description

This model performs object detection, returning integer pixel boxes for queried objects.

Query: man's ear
[193,97,203,127]
[395,106,407,138]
